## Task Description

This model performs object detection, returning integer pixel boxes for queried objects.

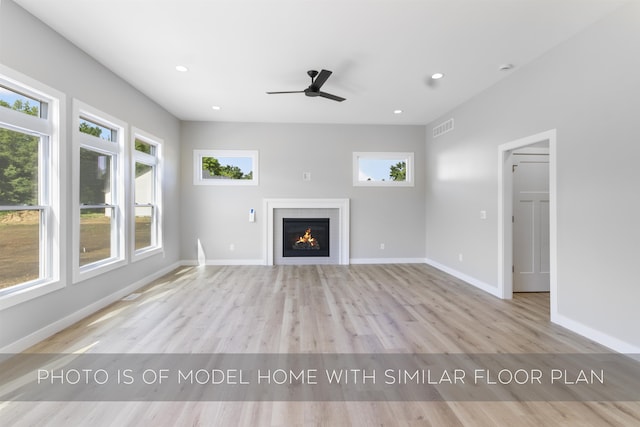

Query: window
[353,152,414,187]
[193,149,258,186]
[0,85,42,117]
[132,129,162,259]
[0,66,63,308]
[73,101,126,281]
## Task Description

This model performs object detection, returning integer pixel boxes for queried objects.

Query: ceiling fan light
[175,65,189,72]
[431,72,444,80]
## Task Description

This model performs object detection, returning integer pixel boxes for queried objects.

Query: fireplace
[264,198,349,265]
[282,218,330,258]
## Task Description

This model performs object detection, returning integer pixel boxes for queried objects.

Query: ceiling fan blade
[310,69,332,90]
[266,90,305,94]
[318,91,345,102]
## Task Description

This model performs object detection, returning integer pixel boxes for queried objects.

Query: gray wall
[3,0,637,354]
[0,0,182,349]
[425,2,640,350]
[180,122,426,263]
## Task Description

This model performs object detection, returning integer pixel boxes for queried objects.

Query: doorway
[497,129,557,318]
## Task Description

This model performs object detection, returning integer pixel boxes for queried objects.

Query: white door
[513,153,550,292]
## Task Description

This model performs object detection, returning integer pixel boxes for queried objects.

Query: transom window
[193,149,259,186]
[0,84,43,117]
[79,117,117,142]
[353,152,414,187]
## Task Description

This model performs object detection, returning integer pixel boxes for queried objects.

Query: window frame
[0,65,64,310]
[131,128,163,261]
[352,151,415,187]
[72,100,126,283]
[193,149,259,186]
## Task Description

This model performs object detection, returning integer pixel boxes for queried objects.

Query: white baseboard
[190,259,266,266]
[0,261,184,355]
[189,258,429,266]
[424,258,501,298]
[424,259,640,355]
[552,312,640,355]
[350,257,428,265]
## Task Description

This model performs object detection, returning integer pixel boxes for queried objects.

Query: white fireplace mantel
[263,198,350,265]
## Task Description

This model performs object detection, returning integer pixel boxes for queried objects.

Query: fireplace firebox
[282,218,330,258]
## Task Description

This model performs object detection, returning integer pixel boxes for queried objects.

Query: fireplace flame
[296,228,317,247]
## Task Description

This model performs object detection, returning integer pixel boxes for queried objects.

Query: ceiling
[14,0,628,125]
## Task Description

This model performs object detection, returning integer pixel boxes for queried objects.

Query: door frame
[497,129,557,317]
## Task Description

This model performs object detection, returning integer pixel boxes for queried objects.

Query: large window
[132,129,162,259]
[73,101,125,281]
[0,68,62,307]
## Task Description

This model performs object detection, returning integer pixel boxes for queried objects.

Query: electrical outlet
[229,244,235,252]
[458,253,463,262]
[379,243,385,250]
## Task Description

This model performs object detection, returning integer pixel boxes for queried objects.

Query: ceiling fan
[267,69,346,102]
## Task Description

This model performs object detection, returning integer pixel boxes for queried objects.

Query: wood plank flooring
[1,264,639,426]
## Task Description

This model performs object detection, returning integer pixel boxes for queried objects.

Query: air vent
[432,118,454,138]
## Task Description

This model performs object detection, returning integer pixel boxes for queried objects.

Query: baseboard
[350,257,428,265]
[424,258,501,298]
[423,260,640,355]
[201,259,265,266]
[0,261,185,355]
[552,312,640,355]
[188,258,429,266]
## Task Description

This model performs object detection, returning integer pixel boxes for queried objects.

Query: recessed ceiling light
[431,72,444,80]
[498,64,514,71]
[175,65,189,72]
[211,105,221,110]
[393,109,403,114]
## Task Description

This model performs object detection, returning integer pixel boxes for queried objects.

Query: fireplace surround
[263,198,349,265]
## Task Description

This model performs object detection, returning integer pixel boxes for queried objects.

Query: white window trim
[193,149,259,186]
[352,151,415,187]
[0,64,65,311]
[131,127,163,261]
[72,99,127,283]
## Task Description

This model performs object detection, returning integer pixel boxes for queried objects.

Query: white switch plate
[303,172,311,181]
[480,210,487,220]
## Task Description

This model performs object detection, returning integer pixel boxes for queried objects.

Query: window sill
[0,279,64,311]
[132,246,163,263]
[74,258,127,284]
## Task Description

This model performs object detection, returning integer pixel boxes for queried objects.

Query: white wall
[0,0,182,350]
[425,2,640,351]
[180,121,426,264]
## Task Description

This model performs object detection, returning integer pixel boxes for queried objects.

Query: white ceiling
[14,0,628,125]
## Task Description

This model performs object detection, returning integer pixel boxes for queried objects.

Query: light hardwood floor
[1,264,639,426]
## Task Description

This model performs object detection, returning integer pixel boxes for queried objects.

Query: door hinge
[512,215,515,223]
[512,164,518,173]
[512,265,515,273]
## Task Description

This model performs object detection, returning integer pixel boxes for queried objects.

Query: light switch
[480,210,487,220]
[303,172,311,181]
